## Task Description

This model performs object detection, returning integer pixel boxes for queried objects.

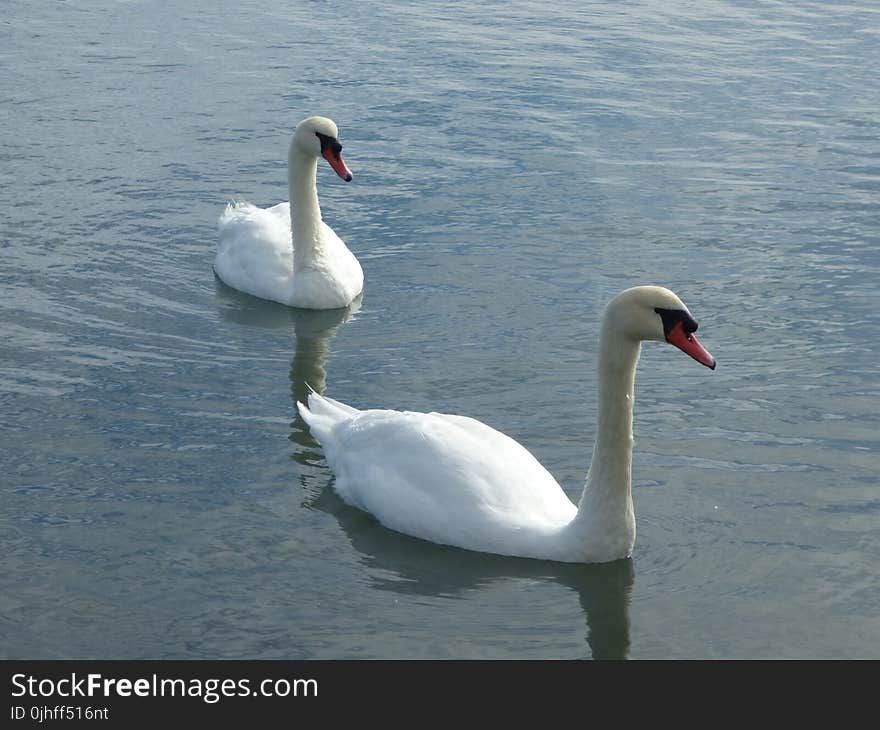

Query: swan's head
[604,286,716,369]
[292,116,353,181]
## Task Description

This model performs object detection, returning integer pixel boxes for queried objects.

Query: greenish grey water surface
[1,0,878,658]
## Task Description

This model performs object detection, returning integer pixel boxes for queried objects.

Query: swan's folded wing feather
[214,201,294,301]
[314,407,577,554]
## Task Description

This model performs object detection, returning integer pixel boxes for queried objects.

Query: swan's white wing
[299,394,576,557]
[214,201,294,304]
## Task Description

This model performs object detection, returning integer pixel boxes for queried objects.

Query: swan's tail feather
[314,393,360,417]
[218,199,256,228]
[297,392,359,443]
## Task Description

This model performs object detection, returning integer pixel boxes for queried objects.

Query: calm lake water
[2,0,878,659]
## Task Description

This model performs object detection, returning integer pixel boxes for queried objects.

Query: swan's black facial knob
[654,308,698,337]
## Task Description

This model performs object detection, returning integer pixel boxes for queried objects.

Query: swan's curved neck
[288,148,324,270]
[573,323,640,547]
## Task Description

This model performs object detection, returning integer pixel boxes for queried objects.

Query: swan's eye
[654,307,698,339]
[315,131,342,160]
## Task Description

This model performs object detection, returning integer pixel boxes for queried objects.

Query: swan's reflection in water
[316,487,634,659]
[286,301,361,437]
[281,299,634,659]
[214,276,352,329]
[215,274,360,447]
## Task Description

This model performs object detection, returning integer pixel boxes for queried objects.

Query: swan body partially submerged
[299,286,716,564]
[215,116,363,310]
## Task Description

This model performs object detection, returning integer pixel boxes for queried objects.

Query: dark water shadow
[214,273,361,451]
[214,274,363,333]
[312,486,634,659]
[288,316,360,457]
[214,276,361,414]
[294,401,633,657]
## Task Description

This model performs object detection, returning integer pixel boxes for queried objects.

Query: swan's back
[298,393,577,558]
[215,201,294,303]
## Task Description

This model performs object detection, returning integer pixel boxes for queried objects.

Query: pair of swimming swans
[216,116,717,564]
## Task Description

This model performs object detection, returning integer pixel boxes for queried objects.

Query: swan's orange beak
[667,321,716,369]
[322,148,353,182]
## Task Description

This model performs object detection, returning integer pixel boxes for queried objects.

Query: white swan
[298,286,717,564]
[214,116,363,310]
